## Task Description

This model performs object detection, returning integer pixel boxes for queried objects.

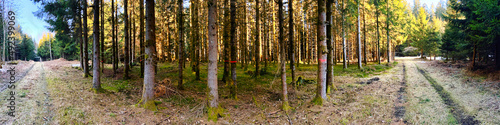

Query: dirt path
[401,57,500,124]
[415,59,500,124]
[0,62,53,124]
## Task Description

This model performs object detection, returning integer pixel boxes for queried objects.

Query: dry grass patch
[420,61,500,124]
[404,62,456,124]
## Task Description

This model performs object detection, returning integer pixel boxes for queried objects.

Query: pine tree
[326,0,333,92]
[124,0,130,79]
[83,0,90,77]
[289,0,296,83]
[278,0,289,111]
[254,0,260,76]
[230,0,238,99]
[177,0,184,90]
[92,0,101,91]
[142,0,156,110]
[315,0,328,104]
[207,0,220,120]
[357,0,363,69]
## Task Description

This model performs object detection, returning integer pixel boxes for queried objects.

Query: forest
[0,0,499,124]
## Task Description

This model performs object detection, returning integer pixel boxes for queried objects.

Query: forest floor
[0,57,499,124]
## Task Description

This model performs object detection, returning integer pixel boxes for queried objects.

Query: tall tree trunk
[93,0,101,90]
[191,0,200,80]
[342,0,347,69]
[83,0,90,77]
[78,3,83,71]
[326,0,333,92]
[254,0,260,76]
[114,1,119,73]
[241,0,247,70]
[376,0,380,64]
[315,0,327,104]
[239,0,246,69]
[363,1,367,65]
[123,0,130,79]
[207,0,219,119]
[357,0,363,69]
[230,0,237,99]
[263,0,268,71]
[112,0,116,75]
[278,0,289,111]
[100,0,104,72]
[133,16,136,65]
[128,9,133,68]
[386,0,390,63]
[140,0,145,77]
[289,0,295,83]
[222,0,230,84]
[178,0,184,90]
[142,0,156,110]
[132,7,136,66]
[334,1,339,66]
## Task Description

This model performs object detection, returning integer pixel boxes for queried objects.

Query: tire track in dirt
[0,62,54,124]
[394,62,407,122]
[416,65,480,125]
[404,60,452,124]
[38,63,53,124]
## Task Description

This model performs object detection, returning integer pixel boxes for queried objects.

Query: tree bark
[255,0,260,76]
[83,0,90,77]
[100,0,105,72]
[386,0,390,63]
[222,0,230,84]
[178,0,184,90]
[342,0,347,69]
[191,0,200,80]
[376,0,380,64]
[326,0,333,92]
[363,1,367,65]
[263,0,268,71]
[278,0,289,111]
[93,0,101,90]
[142,0,156,109]
[207,0,219,117]
[139,0,145,77]
[123,0,130,79]
[357,0,363,69]
[112,0,116,75]
[289,0,295,83]
[316,0,327,102]
[230,0,237,99]
[114,1,119,74]
[78,2,83,72]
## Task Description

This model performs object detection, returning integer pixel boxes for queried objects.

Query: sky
[411,0,443,9]
[8,0,438,46]
[10,0,51,46]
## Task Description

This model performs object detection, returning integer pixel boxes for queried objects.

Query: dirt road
[401,57,500,124]
[0,62,53,124]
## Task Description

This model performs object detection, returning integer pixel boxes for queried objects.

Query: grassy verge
[416,65,480,124]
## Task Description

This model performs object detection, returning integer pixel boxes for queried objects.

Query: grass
[102,79,132,93]
[295,62,396,78]
[34,60,397,124]
[416,65,480,124]
[59,106,87,124]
